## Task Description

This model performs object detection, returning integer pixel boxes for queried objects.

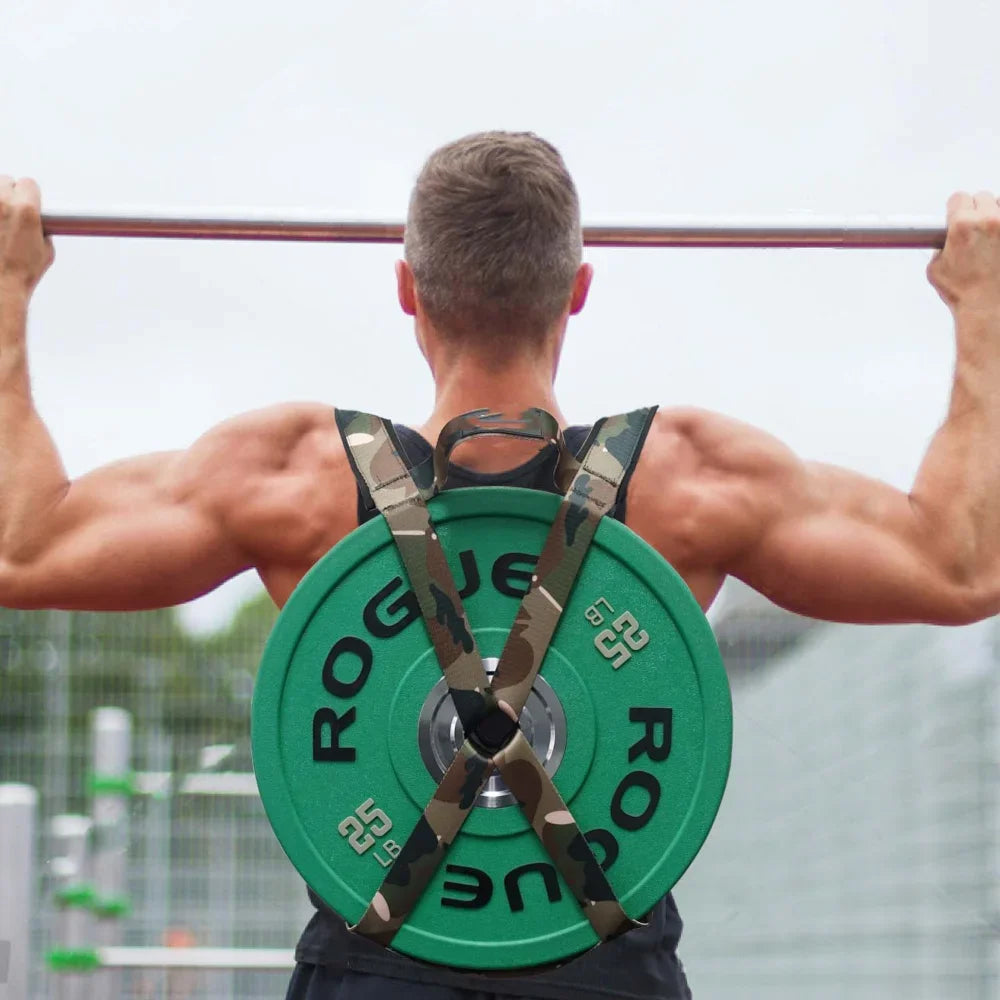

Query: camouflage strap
[353,729,635,948]
[493,730,637,940]
[338,407,655,954]
[473,410,654,944]
[432,408,580,493]
[335,409,498,735]
[489,410,655,718]
[353,737,496,945]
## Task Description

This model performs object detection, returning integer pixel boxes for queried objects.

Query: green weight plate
[252,487,731,971]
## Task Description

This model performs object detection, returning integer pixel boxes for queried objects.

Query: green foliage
[0,592,279,802]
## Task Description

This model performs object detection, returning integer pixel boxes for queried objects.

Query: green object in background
[54,883,96,909]
[91,893,131,919]
[252,487,732,971]
[86,772,136,798]
[45,948,100,972]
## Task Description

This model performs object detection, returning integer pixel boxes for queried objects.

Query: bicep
[728,460,975,625]
[0,450,250,612]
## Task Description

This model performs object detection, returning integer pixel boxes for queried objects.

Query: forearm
[0,284,70,561]
[909,306,1000,591]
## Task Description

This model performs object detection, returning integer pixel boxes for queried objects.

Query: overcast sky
[4,0,998,631]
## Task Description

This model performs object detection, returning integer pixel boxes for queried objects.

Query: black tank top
[295,423,692,1000]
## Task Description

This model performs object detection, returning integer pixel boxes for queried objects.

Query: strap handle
[432,408,580,493]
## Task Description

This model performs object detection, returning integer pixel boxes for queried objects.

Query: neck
[420,356,565,443]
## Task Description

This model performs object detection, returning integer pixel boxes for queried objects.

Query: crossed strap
[335,406,655,951]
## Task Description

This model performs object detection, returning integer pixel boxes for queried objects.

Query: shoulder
[178,402,357,564]
[188,402,342,469]
[624,407,802,569]
[642,407,799,474]
[174,402,350,502]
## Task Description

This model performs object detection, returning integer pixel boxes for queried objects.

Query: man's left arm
[723,191,1000,625]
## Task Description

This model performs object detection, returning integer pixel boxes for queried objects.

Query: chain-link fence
[683,586,1000,1000]
[0,596,309,1000]
[1,581,997,999]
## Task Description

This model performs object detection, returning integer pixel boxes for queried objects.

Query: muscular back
[240,405,732,614]
[0,391,988,629]
[243,401,991,628]
[0,394,993,630]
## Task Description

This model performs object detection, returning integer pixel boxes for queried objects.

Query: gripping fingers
[13,179,56,269]
[947,189,1000,235]
[947,190,974,222]
[0,176,13,215]
[930,189,1000,309]
[13,177,40,200]
[0,174,53,292]
[973,190,1000,226]
[12,178,42,214]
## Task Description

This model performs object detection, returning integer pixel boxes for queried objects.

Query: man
[0,132,997,999]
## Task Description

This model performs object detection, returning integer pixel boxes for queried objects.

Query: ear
[396,259,417,316]
[569,263,593,316]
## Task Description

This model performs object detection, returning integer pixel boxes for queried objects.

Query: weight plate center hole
[418,658,567,809]
[468,705,519,755]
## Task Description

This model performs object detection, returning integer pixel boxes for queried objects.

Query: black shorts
[285,964,549,1000]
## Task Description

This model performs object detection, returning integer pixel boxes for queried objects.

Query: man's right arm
[645,192,1000,627]
[628,192,1000,627]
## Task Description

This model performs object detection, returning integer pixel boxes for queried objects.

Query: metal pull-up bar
[41,213,946,249]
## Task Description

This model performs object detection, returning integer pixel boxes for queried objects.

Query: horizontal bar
[42,212,946,249]
[98,946,294,970]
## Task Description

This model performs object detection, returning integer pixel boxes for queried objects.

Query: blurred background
[2,1,1000,997]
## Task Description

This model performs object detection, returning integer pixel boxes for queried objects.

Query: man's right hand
[0,176,54,296]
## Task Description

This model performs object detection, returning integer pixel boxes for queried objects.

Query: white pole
[90,708,131,1000]
[0,785,38,1000]
[49,815,93,1000]
[97,946,295,970]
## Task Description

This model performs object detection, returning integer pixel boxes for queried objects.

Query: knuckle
[950,214,976,237]
[14,201,39,223]
[949,210,1000,238]
[16,177,40,201]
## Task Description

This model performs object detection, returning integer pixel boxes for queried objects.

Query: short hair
[404,131,582,354]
